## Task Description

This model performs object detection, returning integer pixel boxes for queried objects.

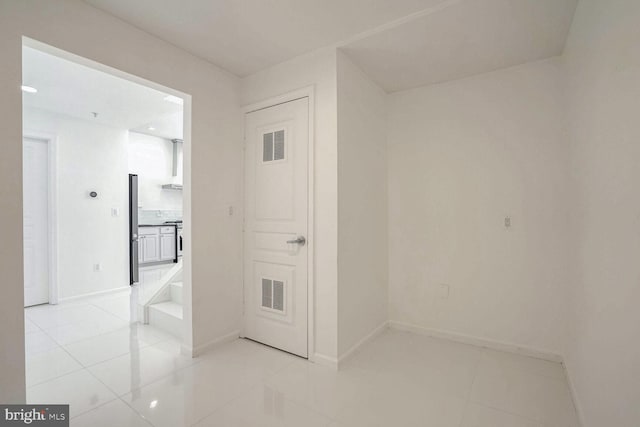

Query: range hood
[162,139,183,190]
[161,183,183,190]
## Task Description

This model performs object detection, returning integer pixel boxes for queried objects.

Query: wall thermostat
[90,191,98,198]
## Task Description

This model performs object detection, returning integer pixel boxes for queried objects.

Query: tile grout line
[89,297,139,323]
[29,297,173,358]
[464,348,557,426]
[24,359,85,389]
[69,329,175,369]
[115,395,157,427]
[24,300,175,422]
[186,381,263,426]
[265,359,339,424]
[470,401,545,426]
[74,321,193,426]
[27,317,121,420]
[29,312,128,347]
[186,345,306,426]
[113,351,223,426]
[81,336,201,399]
[25,307,82,389]
[111,345,205,398]
[455,346,485,427]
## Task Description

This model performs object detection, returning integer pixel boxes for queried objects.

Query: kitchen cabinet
[139,228,160,263]
[139,225,176,264]
[160,233,176,260]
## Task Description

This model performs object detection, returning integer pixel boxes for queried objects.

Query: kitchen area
[138,220,182,264]
[128,131,184,286]
[21,44,189,378]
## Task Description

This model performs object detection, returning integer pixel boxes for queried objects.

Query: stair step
[170,282,183,304]
[148,301,183,338]
[150,301,183,319]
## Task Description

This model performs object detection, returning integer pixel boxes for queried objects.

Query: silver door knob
[286,236,306,246]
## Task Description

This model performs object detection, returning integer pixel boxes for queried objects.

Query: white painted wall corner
[337,321,389,369]
[181,329,240,358]
[562,360,585,427]
[311,352,339,370]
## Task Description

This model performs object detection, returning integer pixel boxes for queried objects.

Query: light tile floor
[25,287,579,426]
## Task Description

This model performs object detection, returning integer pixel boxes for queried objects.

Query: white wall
[387,58,570,356]
[563,0,640,425]
[0,0,241,403]
[128,132,183,212]
[336,51,388,358]
[24,108,129,299]
[241,48,339,362]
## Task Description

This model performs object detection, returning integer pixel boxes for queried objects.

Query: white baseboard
[311,352,339,369]
[57,286,131,303]
[181,330,240,358]
[562,360,585,427]
[338,321,389,368]
[388,320,562,363]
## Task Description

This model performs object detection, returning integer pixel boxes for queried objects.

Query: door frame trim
[241,86,316,361]
[23,132,59,305]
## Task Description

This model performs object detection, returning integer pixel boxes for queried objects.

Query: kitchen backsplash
[138,209,183,225]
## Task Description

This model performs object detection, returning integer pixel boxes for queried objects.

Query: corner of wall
[336,49,389,358]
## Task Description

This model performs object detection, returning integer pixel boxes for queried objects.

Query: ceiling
[82,0,577,92]
[83,0,450,77]
[22,46,183,139]
[342,0,578,92]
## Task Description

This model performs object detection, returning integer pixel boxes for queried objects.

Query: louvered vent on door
[262,130,285,162]
[261,278,285,313]
[262,278,272,308]
[263,133,274,162]
[274,130,285,160]
[272,281,284,311]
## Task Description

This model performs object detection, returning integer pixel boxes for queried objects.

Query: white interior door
[244,97,309,358]
[23,137,50,307]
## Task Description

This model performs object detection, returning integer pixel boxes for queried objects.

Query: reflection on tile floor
[25,288,579,426]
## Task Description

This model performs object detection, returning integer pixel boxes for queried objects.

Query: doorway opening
[22,39,193,400]
[22,135,55,307]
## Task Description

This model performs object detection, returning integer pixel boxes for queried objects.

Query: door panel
[23,137,49,307]
[129,174,139,284]
[142,234,160,263]
[244,97,309,357]
[160,234,176,260]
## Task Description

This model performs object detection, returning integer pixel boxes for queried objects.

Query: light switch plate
[438,284,450,299]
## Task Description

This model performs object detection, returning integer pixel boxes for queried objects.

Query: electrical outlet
[93,263,102,272]
[504,216,512,229]
[228,206,234,216]
[111,207,120,217]
[438,284,450,299]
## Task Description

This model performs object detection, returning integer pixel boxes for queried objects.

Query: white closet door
[243,97,309,358]
[23,137,50,307]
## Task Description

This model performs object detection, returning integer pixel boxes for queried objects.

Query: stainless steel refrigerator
[129,174,139,284]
